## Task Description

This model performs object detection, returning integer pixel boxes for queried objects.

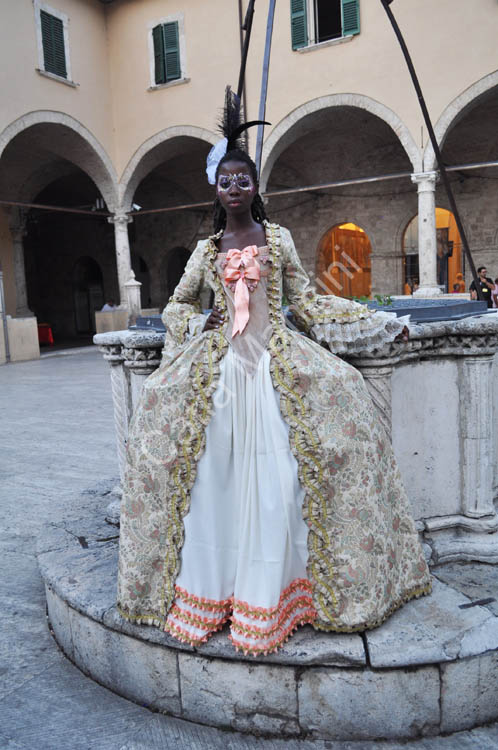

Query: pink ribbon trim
[223,245,260,337]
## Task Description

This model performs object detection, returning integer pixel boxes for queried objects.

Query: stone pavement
[1,349,498,750]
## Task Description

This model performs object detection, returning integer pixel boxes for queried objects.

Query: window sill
[36,68,78,87]
[148,76,190,92]
[297,34,354,54]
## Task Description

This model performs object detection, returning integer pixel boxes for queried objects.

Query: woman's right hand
[203,306,225,331]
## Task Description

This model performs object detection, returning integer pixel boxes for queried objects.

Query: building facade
[1,0,497,345]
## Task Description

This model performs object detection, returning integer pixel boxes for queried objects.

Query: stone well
[36,311,498,741]
[94,312,498,564]
[38,499,498,741]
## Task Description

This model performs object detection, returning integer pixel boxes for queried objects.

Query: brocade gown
[117,222,431,655]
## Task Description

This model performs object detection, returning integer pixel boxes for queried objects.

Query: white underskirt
[165,347,315,653]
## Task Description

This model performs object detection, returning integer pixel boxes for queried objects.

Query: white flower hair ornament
[206,138,228,185]
[206,86,270,185]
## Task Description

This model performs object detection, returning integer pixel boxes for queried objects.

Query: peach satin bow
[223,245,260,337]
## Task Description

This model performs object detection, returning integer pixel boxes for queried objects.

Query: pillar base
[15,306,34,317]
[413,286,443,298]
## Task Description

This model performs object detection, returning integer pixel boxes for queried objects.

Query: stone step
[37,510,498,742]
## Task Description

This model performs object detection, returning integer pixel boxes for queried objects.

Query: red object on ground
[37,323,54,345]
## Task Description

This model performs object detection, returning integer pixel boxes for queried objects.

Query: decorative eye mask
[217,173,254,191]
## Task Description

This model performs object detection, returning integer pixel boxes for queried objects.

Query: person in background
[101,299,116,312]
[451,283,460,293]
[455,272,465,292]
[469,267,494,307]
[492,278,498,309]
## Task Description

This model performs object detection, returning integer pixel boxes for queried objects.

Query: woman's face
[216,160,256,216]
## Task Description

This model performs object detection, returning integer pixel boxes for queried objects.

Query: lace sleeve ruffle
[162,242,206,346]
[311,312,410,354]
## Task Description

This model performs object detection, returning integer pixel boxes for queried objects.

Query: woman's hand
[203,306,225,331]
[394,325,409,343]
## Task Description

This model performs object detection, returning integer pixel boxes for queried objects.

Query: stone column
[108,213,133,308]
[10,225,33,317]
[460,354,495,518]
[123,346,162,413]
[411,172,441,298]
[97,341,131,486]
[355,364,394,441]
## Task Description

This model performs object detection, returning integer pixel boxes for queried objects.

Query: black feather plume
[219,86,270,152]
[219,87,243,151]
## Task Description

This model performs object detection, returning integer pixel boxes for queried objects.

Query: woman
[117,101,431,656]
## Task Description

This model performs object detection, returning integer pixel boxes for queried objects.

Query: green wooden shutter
[291,0,308,50]
[40,10,67,78]
[162,22,180,82]
[341,0,360,37]
[152,24,166,84]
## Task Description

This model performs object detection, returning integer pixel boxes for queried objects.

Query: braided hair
[212,148,268,234]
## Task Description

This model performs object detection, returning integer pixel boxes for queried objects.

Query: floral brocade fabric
[117,222,431,636]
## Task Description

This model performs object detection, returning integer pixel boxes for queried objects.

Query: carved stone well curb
[38,506,498,741]
[94,312,498,565]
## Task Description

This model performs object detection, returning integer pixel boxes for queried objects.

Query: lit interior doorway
[316,222,372,298]
[403,209,463,293]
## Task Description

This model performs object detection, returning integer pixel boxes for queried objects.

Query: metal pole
[237,0,256,100]
[238,0,249,147]
[379,0,483,299]
[255,0,276,177]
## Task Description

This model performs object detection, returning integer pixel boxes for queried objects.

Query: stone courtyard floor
[1,348,498,750]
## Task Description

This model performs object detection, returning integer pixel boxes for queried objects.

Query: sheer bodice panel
[215,247,273,376]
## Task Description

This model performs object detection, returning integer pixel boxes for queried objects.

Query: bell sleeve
[281,227,408,355]
[162,242,207,346]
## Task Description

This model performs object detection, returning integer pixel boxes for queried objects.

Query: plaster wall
[0,0,113,161]
[104,0,498,176]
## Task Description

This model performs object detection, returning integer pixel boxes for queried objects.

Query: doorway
[316,222,372,298]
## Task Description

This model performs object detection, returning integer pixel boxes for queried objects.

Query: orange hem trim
[174,585,233,612]
[170,603,230,631]
[229,611,317,655]
[233,578,312,620]
[164,616,230,647]
[231,598,315,639]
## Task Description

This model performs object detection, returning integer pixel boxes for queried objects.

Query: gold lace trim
[263,223,340,624]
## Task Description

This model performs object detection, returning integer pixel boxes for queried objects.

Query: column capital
[411,171,438,191]
[108,213,133,226]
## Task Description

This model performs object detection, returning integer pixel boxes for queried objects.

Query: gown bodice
[215,246,273,376]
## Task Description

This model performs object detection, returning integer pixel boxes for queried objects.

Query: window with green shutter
[341,0,360,37]
[290,0,308,50]
[152,22,181,85]
[291,0,360,49]
[40,10,67,78]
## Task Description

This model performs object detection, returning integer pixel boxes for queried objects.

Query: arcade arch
[260,94,422,193]
[425,75,498,283]
[0,113,118,336]
[119,129,217,309]
[22,172,115,339]
[263,99,418,296]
